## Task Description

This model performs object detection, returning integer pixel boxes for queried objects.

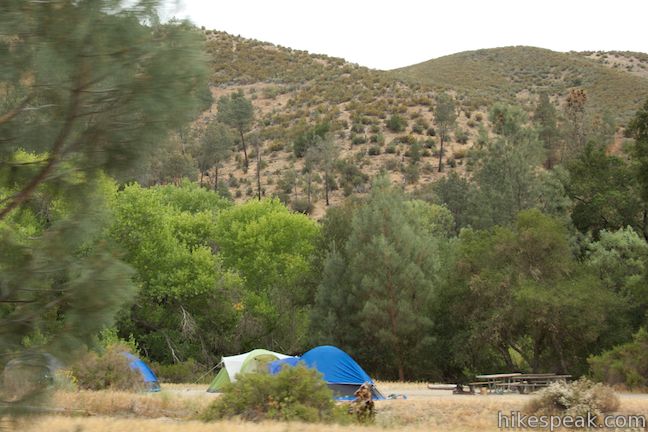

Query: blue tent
[271,346,384,400]
[121,352,160,392]
[268,356,300,374]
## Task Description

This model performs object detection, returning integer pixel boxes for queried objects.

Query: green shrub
[70,343,145,391]
[350,123,365,134]
[525,379,619,418]
[455,128,469,144]
[351,134,367,145]
[589,328,648,389]
[403,163,420,184]
[291,198,313,214]
[268,141,285,152]
[368,146,381,156]
[411,123,425,134]
[386,114,407,132]
[385,144,397,154]
[370,133,384,144]
[200,366,348,423]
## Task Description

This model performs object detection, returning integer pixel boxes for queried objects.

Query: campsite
[3,1,648,431]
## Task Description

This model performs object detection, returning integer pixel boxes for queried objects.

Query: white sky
[163,0,648,70]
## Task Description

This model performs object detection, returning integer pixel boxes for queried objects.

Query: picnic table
[469,373,571,394]
[470,373,521,393]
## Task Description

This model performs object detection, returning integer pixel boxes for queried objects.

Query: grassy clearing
[14,387,648,432]
[49,389,211,418]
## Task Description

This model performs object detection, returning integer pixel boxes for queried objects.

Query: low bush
[351,134,367,145]
[386,114,407,132]
[455,128,469,144]
[71,343,145,392]
[370,133,384,144]
[200,365,348,423]
[368,146,381,156]
[291,198,313,214]
[524,379,619,418]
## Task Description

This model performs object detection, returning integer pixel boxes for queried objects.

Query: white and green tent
[207,349,291,393]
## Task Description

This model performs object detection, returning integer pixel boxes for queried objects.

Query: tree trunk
[438,135,444,172]
[398,363,405,382]
[307,172,312,205]
[214,167,219,191]
[324,172,329,206]
[256,146,261,201]
[239,129,248,169]
[551,332,568,374]
[199,171,204,187]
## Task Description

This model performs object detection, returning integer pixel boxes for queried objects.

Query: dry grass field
[10,382,648,432]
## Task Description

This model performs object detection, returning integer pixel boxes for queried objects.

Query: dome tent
[270,345,384,400]
[207,349,291,393]
[121,352,160,392]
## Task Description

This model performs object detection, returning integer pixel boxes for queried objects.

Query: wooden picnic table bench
[471,373,572,394]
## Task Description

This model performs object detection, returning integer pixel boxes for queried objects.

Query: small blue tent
[121,353,160,392]
[270,346,384,400]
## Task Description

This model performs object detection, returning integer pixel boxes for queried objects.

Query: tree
[249,133,264,200]
[629,98,648,240]
[533,93,560,168]
[293,122,330,158]
[586,227,648,329]
[214,199,320,351]
[0,0,208,411]
[308,134,340,206]
[439,210,625,377]
[217,90,254,170]
[109,183,241,364]
[196,122,234,189]
[313,178,439,380]
[562,89,588,161]
[565,144,644,238]
[434,93,457,172]
[468,104,545,228]
[431,172,474,233]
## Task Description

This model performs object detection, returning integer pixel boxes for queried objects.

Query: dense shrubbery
[150,359,211,384]
[200,366,347,423]
[589,328,648,389]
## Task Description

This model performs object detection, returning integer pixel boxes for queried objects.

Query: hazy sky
[165,0,648,70]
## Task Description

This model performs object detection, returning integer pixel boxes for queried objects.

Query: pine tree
[0,0,208,412]
[315,178,438,380]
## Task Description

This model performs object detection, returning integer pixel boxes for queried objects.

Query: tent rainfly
[207,349,291,393]
[121,352,160,392]
[269,345,384,400]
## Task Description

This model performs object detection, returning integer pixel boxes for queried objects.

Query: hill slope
[185,32,648,216]
[392,46,648,122]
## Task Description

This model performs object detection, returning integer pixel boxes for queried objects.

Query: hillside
[392,46,648,122]
[190,32,648,216]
